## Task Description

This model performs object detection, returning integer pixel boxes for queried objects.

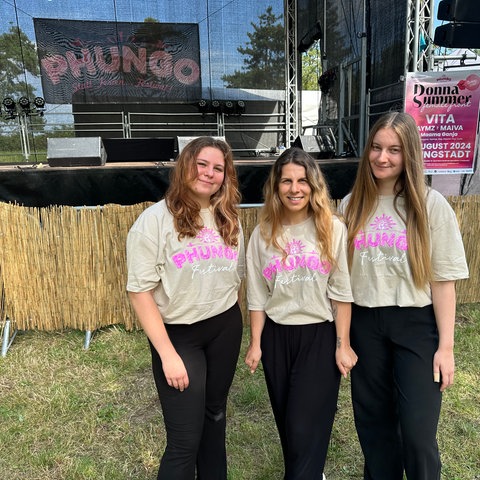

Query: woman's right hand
[245,343,262,374]
[162,351,189,391]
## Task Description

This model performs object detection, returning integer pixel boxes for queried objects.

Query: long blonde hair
[165,136,241,247]
[344,112,432,287]
[260,147,336,265]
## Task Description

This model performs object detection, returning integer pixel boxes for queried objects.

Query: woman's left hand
[335,345,358,378]
[433,347,455,392]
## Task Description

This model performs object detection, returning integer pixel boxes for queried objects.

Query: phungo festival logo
[354,215,408,251]
[34,18,201,103]
[171,228,238,269]
[262,239,331,280]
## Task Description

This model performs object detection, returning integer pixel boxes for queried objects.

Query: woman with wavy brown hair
[246,147,357,479]
[127,136,244,480]
[340,112,469,480]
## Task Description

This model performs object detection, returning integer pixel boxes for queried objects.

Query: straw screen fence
[0,196,478,333]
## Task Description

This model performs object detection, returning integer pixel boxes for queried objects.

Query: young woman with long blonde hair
[340,112,469,480]
[246,147,357,479]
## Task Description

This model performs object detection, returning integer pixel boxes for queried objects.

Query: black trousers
[149,303,243,480]
[261,317,340,480]
[351,304,442,480]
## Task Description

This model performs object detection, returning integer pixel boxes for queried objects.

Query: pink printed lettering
[41,55,69,84]
[173,58,200,85]
[65,49,96,78]
[94,46,120,73]
[122,46,147,74]
[149,50,173,78]
[172,253,186,268]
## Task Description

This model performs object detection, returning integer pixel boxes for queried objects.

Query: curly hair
[165,136,241,247]
[343,112,432,287]
[259,147,336,265]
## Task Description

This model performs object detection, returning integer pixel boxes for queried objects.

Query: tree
[0,25,40,99]
[301,42,322,90]
[222,6,285,89]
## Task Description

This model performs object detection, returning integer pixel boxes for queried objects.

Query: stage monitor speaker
[47,137,107,167]
[437,0,480,23]
[177,136,226,154]
[293,134,335,159]
[434,22,480,48]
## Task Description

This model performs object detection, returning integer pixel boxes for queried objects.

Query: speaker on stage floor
[47,137,107,167]
[293,134,335,159]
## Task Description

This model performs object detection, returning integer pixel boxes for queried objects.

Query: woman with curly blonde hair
[127,136,244,480]
[246,147,357,479]
[340,112,469,480]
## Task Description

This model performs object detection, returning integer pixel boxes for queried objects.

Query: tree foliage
[222,6,285,89]
[301,43,322,90]
[222,6,324,92]
[0,26,40,99]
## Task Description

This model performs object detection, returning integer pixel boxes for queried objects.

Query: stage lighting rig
[1,96,46,120]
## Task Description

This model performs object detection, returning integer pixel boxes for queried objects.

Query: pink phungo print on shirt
[171,227,239,269]
[262,239,332,281]
[354,215,408,251]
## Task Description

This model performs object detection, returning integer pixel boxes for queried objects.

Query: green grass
[0,305,479,479]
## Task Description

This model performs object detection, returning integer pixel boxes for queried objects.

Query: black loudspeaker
[437,0,480,23]
[47,137,107,167]
[293,134,335,159]
[434,23,480,48]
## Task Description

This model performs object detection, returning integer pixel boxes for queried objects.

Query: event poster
[405,71,480,174]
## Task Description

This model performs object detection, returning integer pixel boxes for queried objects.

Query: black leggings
[149,303,243,480]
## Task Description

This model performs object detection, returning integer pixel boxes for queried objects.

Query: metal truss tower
[284,0,300,146]
[405,0,435,73]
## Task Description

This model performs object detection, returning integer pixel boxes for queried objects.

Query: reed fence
[0,196,477,333]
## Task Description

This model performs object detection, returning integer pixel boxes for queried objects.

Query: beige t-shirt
[247,215,353,325]
[126,200,245,324]
[339,188,469,307]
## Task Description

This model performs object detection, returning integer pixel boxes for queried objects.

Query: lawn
[0,304,479,479]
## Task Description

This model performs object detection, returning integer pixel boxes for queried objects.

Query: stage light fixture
[2,97,16,112]
[33,96,46,116]
[2,97,16,119]
[33,97,46,109]
[211,99,222,113]
[236,100,246,115]
[223,100,235,115]
[18,96,31,112]
[198,99,210,114]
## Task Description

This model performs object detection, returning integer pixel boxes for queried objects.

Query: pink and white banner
[405,71,480,174]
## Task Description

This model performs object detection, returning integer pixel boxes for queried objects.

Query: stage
[0,158,359,207]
